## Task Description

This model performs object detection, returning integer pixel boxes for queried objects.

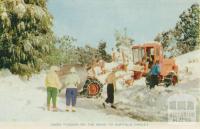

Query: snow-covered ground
[0,50,199,122]
[0,70,136,123]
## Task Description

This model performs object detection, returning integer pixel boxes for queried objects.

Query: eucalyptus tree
[0,0,53,77]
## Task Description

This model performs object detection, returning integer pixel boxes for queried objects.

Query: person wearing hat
[63,67,80,112]
[45,66,62,111]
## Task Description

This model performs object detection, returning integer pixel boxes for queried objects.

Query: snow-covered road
[0,70,136,123]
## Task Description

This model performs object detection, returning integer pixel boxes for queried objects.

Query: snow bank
[176,50,200,67]
[176,50,200,82]
[115,79,200,121]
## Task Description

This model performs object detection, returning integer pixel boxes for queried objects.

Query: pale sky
[47,0,199,51]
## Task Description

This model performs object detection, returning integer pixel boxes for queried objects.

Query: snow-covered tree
[154,30,181,56]
[46,36,112,67]
[97,40,111,62]
[174,3,200,54]
[115,28,134,50]
[0,0,53,77]
[154,3,200,56]
[76,45,99,66]
[45,35,79,66]
[154,31,173,50]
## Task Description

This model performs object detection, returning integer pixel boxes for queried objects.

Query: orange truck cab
[132,41,178,86]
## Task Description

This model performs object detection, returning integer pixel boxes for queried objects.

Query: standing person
[103,68,121,109]
[150,60,160,89]
[45,66,62,111]
[64,67,80,112]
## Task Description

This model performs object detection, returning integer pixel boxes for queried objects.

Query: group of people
[45,65,119,112]
[45,66,80,112]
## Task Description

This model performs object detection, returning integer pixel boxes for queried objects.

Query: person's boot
[111,104,116,109]
[52,106,58,112]
[72,106,76,112]
[66,106,70,112]
[102,102,106,108]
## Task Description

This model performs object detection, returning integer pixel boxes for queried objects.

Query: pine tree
[0,0,53,77]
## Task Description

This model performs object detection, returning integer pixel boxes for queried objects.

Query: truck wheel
[83,78,103,98]
[164,72,178,87]
[172,75,178,85]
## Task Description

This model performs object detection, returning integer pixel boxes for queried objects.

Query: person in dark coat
[103,68,122,109]
[150,60,160,89]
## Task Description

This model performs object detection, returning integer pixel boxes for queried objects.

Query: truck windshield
[132,48,144,64]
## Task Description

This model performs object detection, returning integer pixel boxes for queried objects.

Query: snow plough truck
[132,41,178,87]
